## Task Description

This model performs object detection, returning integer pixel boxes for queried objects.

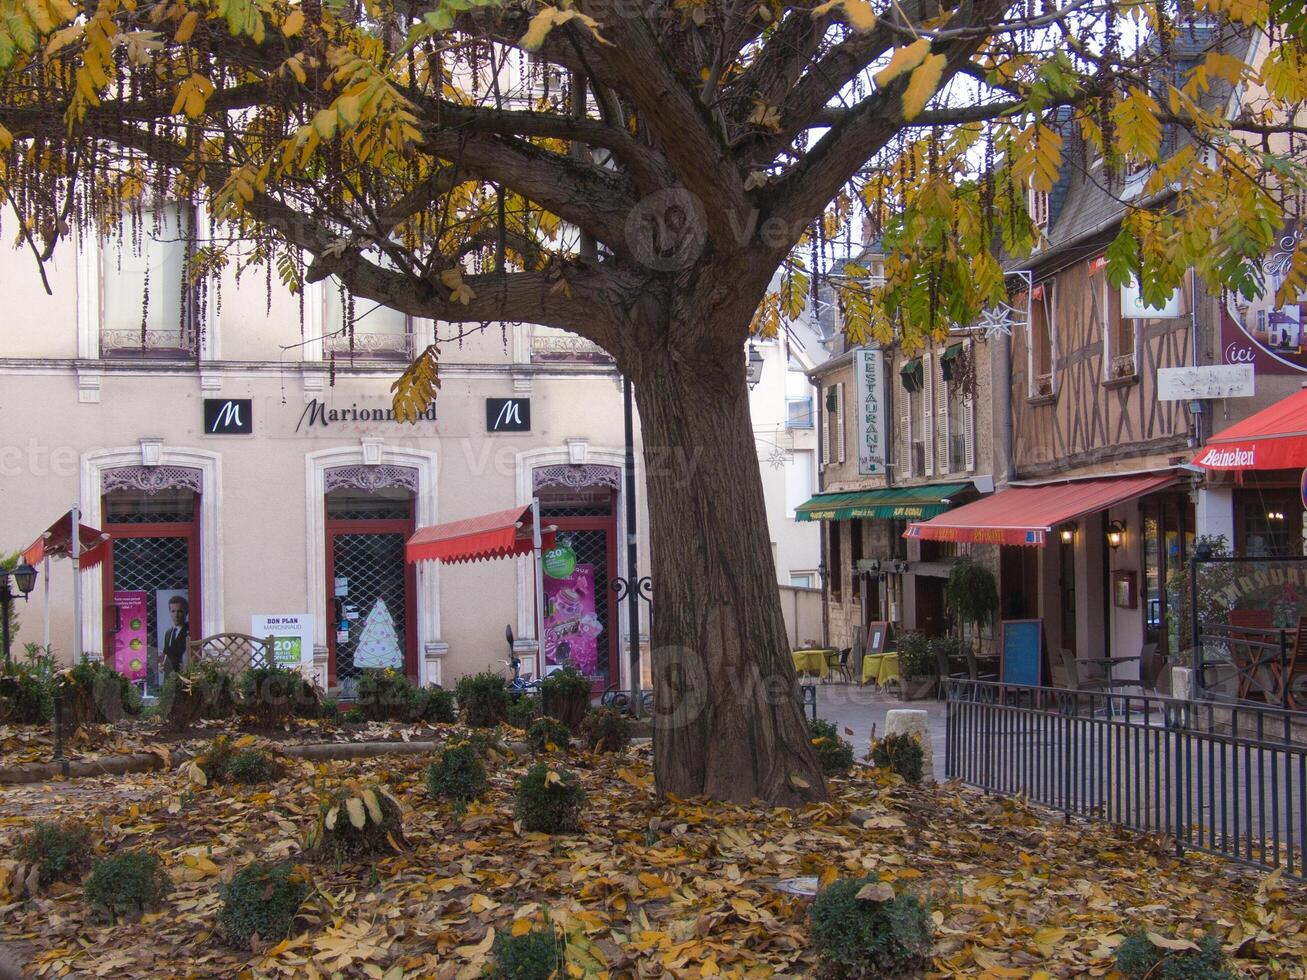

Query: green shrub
[488,926,564,980]
[808,718,854,776]
[808,877,933,978]
[871,733,925,785]
[1116,931,1238,980]
[191,735,238,785]
[456,672,509,728]
[356,668,415,722]
[238,666,318,728]
[542,668,590,729]
[426,745,488,803]
[410,686,456,724]
[895,632,934,680]
[307,781,406,863]
[218,861,309,949]
[224,748,287,785]
[0,645,59,723]
[159,660,237,732]
[526,717,571,754]
[320,697,340,722]
[580,706,631,753]
[84,851,169,922]
[343,707,366,724]
[505,694,542,730]
[18,821,90,886]
[61,659,141,729]
[514,763,584,834]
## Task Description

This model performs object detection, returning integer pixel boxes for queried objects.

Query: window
[785,451,814,518]
[787,396,814,428]
[946,372,966,472]
[101,204,195,356]
[1028,283,1055,397]
[790,573,814,589]
[1102,274,1137,379]
[909,376,925,476]
[823,385,845,466]
[1028,186,1050,246]
[324,281,413,360]
[850,519,864,599]
[828,522,842,601]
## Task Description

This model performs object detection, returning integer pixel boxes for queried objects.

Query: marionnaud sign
[486,397,531,432]
[204,398,253,434]
[854,348,886,475]
[295,398,436,433]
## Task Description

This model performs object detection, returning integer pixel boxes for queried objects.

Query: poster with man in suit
[157,589,190,674]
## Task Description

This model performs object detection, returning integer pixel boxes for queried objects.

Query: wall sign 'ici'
[204,398,253,434]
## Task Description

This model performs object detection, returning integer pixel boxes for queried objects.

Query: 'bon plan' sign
[854,347,886,475]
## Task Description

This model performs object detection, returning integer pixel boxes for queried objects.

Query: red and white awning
[406,505,556,564]
[22,513,111,569]
[1193,388,1307,471]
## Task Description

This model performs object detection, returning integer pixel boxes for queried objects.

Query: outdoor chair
[848,632,865,685]
[1058,647,1110,693]
[827,647,851,683]
[964,645,999,682]
[186,633,276,675]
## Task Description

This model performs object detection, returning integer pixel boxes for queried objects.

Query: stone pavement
[811,682,948,780]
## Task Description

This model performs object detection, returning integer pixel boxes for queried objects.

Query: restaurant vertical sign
[855,347,886,475]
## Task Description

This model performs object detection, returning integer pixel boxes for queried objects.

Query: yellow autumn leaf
[811,0,876,31]
[362,788,383,824]
[174,10,198,42]
[346,796,367,829]
[875,39,930,89]
[520,7,608,52]
[1146,932,1201,952]
[545,770,562,786]
[511,918,533,937]
[282,8,304,37]
[455,928,495,957]
[902,53,946,120]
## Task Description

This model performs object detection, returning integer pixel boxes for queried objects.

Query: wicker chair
[185,633,276,674]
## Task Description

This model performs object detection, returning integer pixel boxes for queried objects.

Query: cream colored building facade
[0,213,649,695]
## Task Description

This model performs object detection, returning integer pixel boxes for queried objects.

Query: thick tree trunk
[631,333,828,806]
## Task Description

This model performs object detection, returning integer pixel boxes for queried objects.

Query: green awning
[900,358,923,392]
[794,483,972,522]
[941,343,964,363]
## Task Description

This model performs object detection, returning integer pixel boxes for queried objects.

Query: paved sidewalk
[811,683,948,780]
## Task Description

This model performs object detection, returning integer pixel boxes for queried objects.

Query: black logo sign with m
[486,398,530,432]
[204,398,253,435]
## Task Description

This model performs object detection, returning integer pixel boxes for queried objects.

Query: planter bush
[427,745,488,803]
[895,632,934,681]
[159,660,237,732]
[1116,931,1237,980]
[185,736,286,786]
[60,659,140,729]
[84,851,169,923]
[871,733,925,785]
[218,861,309,950]
[409,685,456,724]
[808,718,854,776]
[224,748,287,785]
[488,926,564,980]
[18,821,89,886]
[306,780,406,863]
[542,668,591,729]
[581,706,632,753]
[238,666,318,728]
[0,645,58,723]
[808,877,933,978]
[343,707,366,724]
[320,697,340,723]
[356,668,419,722]
[514,763,584,834]
[505,693,542,730]
[456,672,509,728]
[526,717,571,753]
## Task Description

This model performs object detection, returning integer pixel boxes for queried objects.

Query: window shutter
[922,353,934,476]
[963,394,976,472]
[821,386,830,469]
[836,383,847,464]
[900,390,912,478]
[935,353,949,474]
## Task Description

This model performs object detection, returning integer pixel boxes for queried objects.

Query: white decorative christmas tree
[354,598,403,669]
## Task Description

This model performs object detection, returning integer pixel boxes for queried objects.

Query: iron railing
[945,678,1307,877]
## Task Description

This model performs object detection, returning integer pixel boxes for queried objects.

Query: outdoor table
[792,648,830,678]
[861,653,884,685]
[860,652,901,688]
[1081,655,1142,717]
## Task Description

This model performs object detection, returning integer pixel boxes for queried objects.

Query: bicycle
[601,683,653,717]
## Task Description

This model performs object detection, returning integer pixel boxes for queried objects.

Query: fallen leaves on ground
[0,729,1305,977]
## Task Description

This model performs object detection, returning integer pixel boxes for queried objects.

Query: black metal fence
[945,679,1307,877]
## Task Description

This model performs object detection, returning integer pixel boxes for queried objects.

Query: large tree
[1,0,1305,804]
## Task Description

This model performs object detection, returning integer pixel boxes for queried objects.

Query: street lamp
[1,563,38,663]
[746,343,765,389]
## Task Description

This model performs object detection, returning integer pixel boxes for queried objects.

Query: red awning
[406,505,557,564]
[1193,388,1307,471]
[904,474,1179,547]
[22,513,111,569]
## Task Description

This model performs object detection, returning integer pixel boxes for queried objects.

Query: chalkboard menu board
[1000,619,1045,686]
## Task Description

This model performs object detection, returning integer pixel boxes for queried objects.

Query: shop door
[325,489,416,697]
[914,577,947,636]
[101,489,200,692]
[539,488,619,692]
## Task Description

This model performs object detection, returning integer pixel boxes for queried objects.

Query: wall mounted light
[1059,525,1075,544]
[746,343,765,389]
[1107,520,1126,550]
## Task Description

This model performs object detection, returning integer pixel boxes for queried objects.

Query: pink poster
[112,590,149,681]
[543,563,601,674]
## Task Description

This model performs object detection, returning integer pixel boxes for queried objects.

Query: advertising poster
[251,614,314,669]
[112,590,149,681]
[156,588,190,672]
[542,541,600,674]
[1222,222,1307,375]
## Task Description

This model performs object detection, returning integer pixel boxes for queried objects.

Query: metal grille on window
[111,535,190,689]
[331,532,408,698]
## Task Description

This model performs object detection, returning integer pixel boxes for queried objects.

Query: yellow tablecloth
[862,652,901,686]
[792,648,831,677]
